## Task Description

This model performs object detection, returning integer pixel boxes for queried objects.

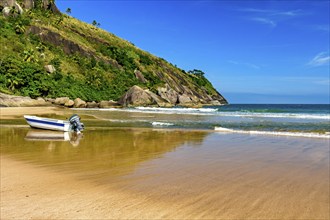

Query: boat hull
[24,115,71,132]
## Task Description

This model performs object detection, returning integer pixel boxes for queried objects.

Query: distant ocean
[75,104,330,138]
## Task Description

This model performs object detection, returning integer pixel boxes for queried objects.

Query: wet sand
[0,106,68,119]
[1,155,178,219]
[1,107,329,219]
[1,124,329,219]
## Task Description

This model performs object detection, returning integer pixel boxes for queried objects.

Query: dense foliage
[0,11,144,101]
[0,4,220,102]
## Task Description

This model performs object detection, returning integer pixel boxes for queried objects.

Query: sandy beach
[1,155,188,219]
[1,107,329,219]
[0,106,71,119]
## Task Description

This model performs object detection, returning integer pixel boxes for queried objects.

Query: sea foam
[151,122,174,126]
[73,107,329,120]
[136,107,218,114]
[214,127,330,139]
[216,112,330,120]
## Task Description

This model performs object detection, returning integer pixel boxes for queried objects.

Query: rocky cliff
[0,0,60,13]
[0,0,228,107]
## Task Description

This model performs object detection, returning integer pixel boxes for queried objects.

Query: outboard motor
[69,114,84,133]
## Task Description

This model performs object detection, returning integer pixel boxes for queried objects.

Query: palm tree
[23,49,38,63]
[7,78,19,91]
[15,23,25,34]
[27,10,35,18]
[66,8,71,15]
[10,6,18,15]
[36,42,46,53]
[91,20,101,28]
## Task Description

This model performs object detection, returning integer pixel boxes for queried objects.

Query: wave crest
[214,127,330,139]
[151,122,174,126]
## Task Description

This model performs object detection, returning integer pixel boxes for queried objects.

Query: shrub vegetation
[0,4,220,101]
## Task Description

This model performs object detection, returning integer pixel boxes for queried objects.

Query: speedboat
[24,114,84,132]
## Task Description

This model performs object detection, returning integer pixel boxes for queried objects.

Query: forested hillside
[0,0,228,106]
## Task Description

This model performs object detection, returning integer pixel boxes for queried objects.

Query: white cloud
[240,8,273,13]
[240,8,303,17]
[227,60,261,69]
[272,9,303,17]
[251,17,276,27]
[308,52,330,66]
[315,25,330,32]
[241,8,303,28]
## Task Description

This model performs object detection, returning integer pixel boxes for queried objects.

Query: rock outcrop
[44,65,56,73]
[0,0,61,14]
[1,0,22,14]
[73,98,86,108]
[0,0,60,13]
[64,99,74,107]
[157,84,179,104]
[0,93,50,107]
[86,101,99,108]
[134,70,147,83]
[145,90,172,107]
[28,26,95,58]
[119,85,207,107]
[178,94,193,105]
[119,85,158,107]
[99,100,121,108]
[23,0,34,9]
[54,97,70,105]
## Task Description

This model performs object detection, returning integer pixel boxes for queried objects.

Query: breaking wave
[75,107,329,120]
[215,112,330,120]
[151,122,174,126]
[74,107,219,115]
[214,127,330,139]
[136,107,218,114]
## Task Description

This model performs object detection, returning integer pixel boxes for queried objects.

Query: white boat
[24,115,71,132]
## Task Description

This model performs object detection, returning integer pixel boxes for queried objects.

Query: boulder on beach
[99,100,120,108]
[74,98,86,108]
[54,97,70,105]
[118,85,157,106]
[157,84,178,104]
[86,101,99,108]
[64,99,74,107]
[0,93,50,107]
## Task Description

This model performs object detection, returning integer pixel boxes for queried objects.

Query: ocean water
[74,104,330,138]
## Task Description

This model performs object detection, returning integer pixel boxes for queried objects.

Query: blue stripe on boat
[26,118,65,127]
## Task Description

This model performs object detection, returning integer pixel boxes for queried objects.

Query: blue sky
[56,0,330,104]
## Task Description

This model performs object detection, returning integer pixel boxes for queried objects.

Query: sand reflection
[1,127,329,219]
[1,127,208,179]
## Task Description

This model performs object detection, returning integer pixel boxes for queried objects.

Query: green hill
[0,0,228,106]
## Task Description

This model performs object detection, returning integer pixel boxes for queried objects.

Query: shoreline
[0,106,71,119]
[1,106,329,139]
